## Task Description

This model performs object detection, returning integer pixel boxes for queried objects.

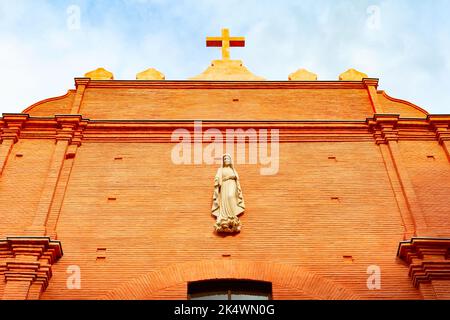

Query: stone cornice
[0,114,449,143]
[0,114,89,145]
[362,78,379,88]
[75,78,372,90]
[74,77,91,88]
[427,115,450,144]
[0,237,63,291]
[55,115,88,145]
[2,237,63,262]
[427,114,450,124]
[367,114,400,144]
[398,237,450,263]
[1,114,30,143]
[397,237,450,288]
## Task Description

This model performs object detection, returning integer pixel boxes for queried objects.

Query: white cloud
[0,0,449,114]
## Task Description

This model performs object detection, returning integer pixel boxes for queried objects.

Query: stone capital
[427,115,450,143]
[362,78,380,88]
[74,77,91,88]
[55,115,87,144]
[397,237,450,288]
[0,237,63,297]
[1,114,30,143]
[427,114,450,126]
[367,114,400,144]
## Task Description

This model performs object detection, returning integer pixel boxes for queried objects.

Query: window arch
[188,279,272,300]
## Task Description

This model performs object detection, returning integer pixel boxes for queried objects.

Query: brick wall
[32,141,423,299]
[79,87,373,121]
[0,139,54,236]
[1,80,448,300]
[398,141,450,236]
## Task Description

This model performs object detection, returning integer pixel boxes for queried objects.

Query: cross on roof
[206,28,245,61]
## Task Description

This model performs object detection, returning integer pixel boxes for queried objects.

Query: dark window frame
[188,279,273,300]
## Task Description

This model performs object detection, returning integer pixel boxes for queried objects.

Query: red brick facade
[0,77,449,300]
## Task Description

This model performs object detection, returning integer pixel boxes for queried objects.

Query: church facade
[1,29,450,300]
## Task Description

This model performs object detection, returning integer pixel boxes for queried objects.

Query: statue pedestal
[215,217,241,233]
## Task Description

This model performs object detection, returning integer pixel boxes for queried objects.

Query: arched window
[188,280,272,300]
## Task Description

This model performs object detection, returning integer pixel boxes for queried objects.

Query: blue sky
[0,0,449,114]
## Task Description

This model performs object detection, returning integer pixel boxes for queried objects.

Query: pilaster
[368,114,429,236]
[27,115,85,236]
[70,78,90,114]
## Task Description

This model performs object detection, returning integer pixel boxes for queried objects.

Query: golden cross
[206,28,245,60]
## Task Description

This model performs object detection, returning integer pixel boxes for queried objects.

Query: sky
[0,0,449,114]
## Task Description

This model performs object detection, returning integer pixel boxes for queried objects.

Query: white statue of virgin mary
[211,154,245,233]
